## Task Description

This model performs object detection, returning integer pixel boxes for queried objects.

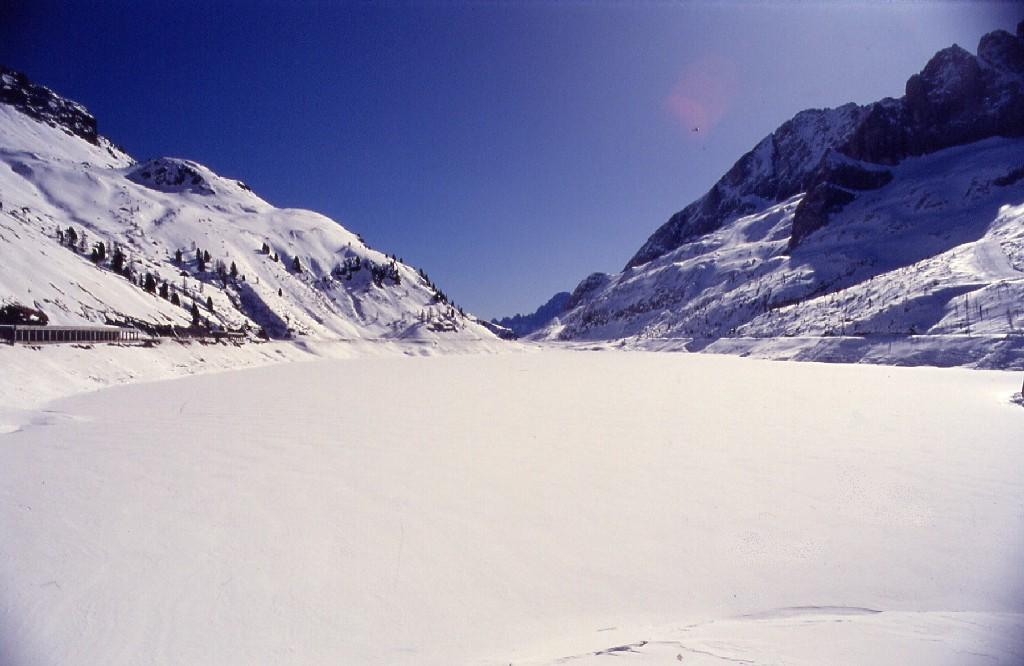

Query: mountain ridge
[493,291,570,338]
[542,23,1024,363]
[626,23,1024,270]
[0,66,497,343]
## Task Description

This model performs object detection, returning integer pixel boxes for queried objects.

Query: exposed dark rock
[789,184,856,248]
[786,154,894,246]
[836,100,908,165]
[475,318,517,340]
[0,303,48,325]
[128,158,215,195]
[0,66,99,144]
[627,25,1024,265]
[994,165,1024,187]
[626,105,866,269]
[811,149,896,193]
[567,273,611,310]
[844,37,1022,166]
[978,29,1024,74]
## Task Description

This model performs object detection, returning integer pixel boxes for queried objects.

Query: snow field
[1,350,1023,665]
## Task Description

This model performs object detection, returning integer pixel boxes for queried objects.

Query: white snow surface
[2,350,1023,665]
[0,104,494,341]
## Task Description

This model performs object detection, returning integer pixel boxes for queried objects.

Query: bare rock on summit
[0,66,99,145]
[554,24,1024,347]
[128,158,217,195]
[626,26,1024,269]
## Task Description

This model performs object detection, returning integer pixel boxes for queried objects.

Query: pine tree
[174,248,183,263]
[159,282,169,299]
[66,226,78,249]
[230,261,238,278]
[171,292,181,306]
[278,288,283,297]
[206,296,214,311]
[196,248,205,272]
[203,249,211,263]
[144,273,158,294]
[90,241,106,263]
[111,246,126,274]
[261,242,270,254]
[292,255,301,272]
[191,301,200,324]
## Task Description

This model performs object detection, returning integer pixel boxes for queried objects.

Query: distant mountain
[0,66,497,342]
[547,23,1024,359]
[493,291,570,338]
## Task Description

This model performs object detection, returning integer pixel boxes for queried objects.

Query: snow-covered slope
[0,67,496,342]
[549,25,1024,361]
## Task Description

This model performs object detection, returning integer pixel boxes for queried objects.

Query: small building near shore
[0,325,141,344]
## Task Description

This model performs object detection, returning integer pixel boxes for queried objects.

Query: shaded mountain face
[554,25,1024,349]
[0,68,496,342]
[627,23,1024,270]
[493,291,571,338]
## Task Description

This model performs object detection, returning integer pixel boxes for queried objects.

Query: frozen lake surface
[2,350,1023,665]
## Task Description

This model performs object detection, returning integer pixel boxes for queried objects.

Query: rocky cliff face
[553,24,1024,355]
[626,104,867,269]
[0,66,100,145]
[626,23,1024,269]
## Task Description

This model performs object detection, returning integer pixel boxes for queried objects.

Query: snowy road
[1,351,1023,665]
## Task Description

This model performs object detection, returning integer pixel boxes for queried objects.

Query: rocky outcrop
[0,66,99,144]
[566,273,612,310]
[475,318,517,340]
[789,154,894,247]
[626,105,865,268]
[128,158,216,195]
[627,23,1024,268]
[843,32,1024,165]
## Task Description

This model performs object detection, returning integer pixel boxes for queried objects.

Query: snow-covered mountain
[545,24,1024,357]
[0,67,496,341]
[493,291,570,338]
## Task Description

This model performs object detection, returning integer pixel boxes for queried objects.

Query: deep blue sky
[2,2,1019,318]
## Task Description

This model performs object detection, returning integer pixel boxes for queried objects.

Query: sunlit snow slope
[0,68,495,341]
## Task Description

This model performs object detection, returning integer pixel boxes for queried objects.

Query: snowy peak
[627,24,1024,270]
[0,68,497,343]
[552,23,1024,360]
[844,24,1023,166]
[626,103,867,269]
[0,66,99,145]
